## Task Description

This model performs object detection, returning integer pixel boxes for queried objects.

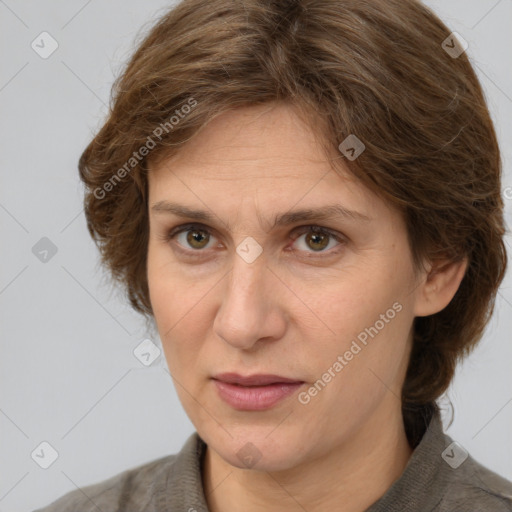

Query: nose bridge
[213,247,278,349]
[226,194,267,308]
[222,195,268,320]
[213,193,286,348]
[227,251,267,320]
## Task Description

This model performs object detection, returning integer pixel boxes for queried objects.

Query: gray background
[1,1,511,510]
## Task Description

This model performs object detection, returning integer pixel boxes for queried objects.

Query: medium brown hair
[78,0,507,443]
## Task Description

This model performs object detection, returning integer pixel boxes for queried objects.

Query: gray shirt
[34,410,512,511]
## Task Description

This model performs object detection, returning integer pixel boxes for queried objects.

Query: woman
[35,0,512,510]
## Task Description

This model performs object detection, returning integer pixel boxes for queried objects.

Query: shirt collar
[366,408,448,511]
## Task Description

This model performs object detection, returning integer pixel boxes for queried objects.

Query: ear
[413,256,468,317]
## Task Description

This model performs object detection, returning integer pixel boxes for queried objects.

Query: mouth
[211,373,305,410]
[212,372,303,386]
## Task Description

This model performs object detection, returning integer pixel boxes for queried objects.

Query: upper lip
[212,373,303,386]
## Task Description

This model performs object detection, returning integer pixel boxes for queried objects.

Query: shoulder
[32,452,178,512]
[437,451,512,511]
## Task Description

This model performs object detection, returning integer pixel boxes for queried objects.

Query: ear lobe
[413,256,468,318]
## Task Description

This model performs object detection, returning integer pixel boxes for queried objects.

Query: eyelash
[161,223,346,259]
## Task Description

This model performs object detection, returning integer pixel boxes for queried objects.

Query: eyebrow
[150,200,372,229]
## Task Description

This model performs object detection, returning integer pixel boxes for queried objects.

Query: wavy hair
[78,0,507,444]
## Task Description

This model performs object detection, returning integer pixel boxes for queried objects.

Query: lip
[212,373,304,411]
[213,372,303,386]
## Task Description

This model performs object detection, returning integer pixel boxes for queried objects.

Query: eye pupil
[187,229,209,248]
[306,232,329,251]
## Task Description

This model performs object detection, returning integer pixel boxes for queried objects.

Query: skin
[146,102,467,512]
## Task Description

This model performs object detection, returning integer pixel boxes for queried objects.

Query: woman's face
[146,102,427,472]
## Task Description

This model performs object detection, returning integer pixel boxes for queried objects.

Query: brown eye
[292,226,344,255]
[304,231,330,251]
[165,224,217,253]
[186,228,210,249]
[165,223,345,259]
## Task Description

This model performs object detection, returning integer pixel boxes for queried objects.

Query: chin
[224,442,302,472]
[201,422,308,472]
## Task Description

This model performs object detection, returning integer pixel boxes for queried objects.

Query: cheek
[147,239,188,328]
[302,267,396,345]
[147,250,212,375]
[305,268,413,394]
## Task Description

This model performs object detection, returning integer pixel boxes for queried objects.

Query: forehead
[147,103,395,224]
[155,103,327,169]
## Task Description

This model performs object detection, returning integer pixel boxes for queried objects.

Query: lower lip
[213,380,304,410]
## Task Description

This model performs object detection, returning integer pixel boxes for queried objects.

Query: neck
[202,405,413,512]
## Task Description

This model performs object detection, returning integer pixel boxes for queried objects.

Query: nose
[213,251,287,351]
